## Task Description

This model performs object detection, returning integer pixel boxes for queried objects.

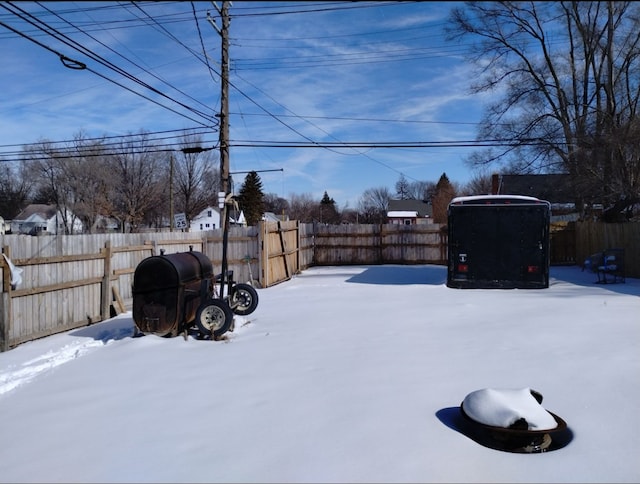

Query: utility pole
[210,1,231,298]
[169,152,174,232]
[217,1,230,197]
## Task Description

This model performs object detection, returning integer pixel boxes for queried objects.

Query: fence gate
[259,220,301,287]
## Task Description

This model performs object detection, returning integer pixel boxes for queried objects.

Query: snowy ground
[0,264,639,483]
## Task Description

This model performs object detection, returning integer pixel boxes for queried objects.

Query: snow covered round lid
[462,388,558,430]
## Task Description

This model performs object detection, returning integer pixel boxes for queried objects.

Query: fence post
[259,221,269,288]
[1,245,13,352]
[100,240,112,321]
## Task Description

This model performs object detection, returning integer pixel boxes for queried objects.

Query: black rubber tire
[195,299,234,338]
[229,283,259,316]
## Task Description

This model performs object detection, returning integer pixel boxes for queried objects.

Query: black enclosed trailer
[447,195,551,289]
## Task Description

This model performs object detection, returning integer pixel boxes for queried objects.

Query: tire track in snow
[0,339,106,396]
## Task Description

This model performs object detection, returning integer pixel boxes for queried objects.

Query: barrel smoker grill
[132,248,257,340]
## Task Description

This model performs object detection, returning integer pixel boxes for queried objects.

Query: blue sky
[0,1,494,208]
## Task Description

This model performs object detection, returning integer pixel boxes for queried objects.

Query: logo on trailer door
[457,253,469,273]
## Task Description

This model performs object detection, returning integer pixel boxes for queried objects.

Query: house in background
[189,206,247,232]
[10,204,83,235]
[190,206,221,232]
[387,199,433,225]
[262,211,289,223]
[490,173,585,221]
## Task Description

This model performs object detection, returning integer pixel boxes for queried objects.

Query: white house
[189,205,249,232]
[11,204,84,235]
[190,206,221,232]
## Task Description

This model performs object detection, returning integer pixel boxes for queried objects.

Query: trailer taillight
[458,264,469,273]
[527,265,540,273]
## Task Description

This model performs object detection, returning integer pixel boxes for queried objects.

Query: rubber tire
[229,283,259,316]
[195,299,234,338]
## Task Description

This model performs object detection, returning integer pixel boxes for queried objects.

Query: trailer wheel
[229,283,259,316]
[196,299,234,338]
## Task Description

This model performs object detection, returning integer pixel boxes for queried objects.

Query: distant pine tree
[237,171,265,226]
[432,173,456,224]
[319,191,341,224]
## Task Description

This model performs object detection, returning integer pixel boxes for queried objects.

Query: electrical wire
[1,2,219,127]
[33,1,217,119]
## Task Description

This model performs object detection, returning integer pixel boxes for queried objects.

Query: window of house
[207,210,212,217]
[404,219,412,225]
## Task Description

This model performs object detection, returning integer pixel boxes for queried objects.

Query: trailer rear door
[447,196,550,289]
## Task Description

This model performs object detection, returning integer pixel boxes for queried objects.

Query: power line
[32,1,217,119]
[1,2,219,127]
[227,139,557,149]
[229,112,485,127]
[0,127,216,150]
[0,135,556,164]
[229,1,420,18]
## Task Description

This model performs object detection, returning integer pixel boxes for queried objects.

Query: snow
[450,194,544,203]
[462,387,558,430]
[387,210,418,217]
[0,264,639,483]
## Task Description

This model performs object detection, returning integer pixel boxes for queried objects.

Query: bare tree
[395,174,411,200]
[409,180,437,201]
[108,132,163,233]
[23,140,83,234]
[263,193,290,217]
[357,186,390,223]
[67,133,113,233]
[173,134,219,225]
[288,193,317,222]
[0,161,33,219]
[461,171,494,197]
[447,1,640,219]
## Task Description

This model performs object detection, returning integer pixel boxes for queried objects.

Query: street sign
[174,213,187,229]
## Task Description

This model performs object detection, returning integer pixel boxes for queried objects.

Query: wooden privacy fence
[574,221,640,277]
[311,223,447,265]
[1,220,638,351]
[1,222,301,351]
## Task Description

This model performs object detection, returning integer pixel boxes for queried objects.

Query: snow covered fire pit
[460,388,569,453]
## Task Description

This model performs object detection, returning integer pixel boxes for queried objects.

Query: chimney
[491,173,501,195]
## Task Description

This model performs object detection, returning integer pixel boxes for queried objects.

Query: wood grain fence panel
[259,221,299,287]
[299,223,314,269]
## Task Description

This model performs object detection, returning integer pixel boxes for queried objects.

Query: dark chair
[584,248,625,284]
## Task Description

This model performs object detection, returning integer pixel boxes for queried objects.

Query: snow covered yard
[0,264,639,483]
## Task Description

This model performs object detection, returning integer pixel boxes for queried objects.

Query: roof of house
[262,211,288,222]
[492,174,575,203]
[13,204,58,221]
[387,199,432,217]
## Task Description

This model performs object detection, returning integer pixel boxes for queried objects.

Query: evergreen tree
[432,173,456,224]
[237,171,265,226]
[319,191,340,224]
